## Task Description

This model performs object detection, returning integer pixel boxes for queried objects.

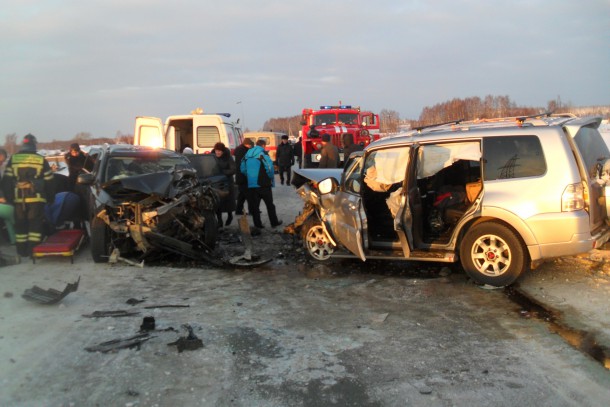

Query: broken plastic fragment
[22,277,80,305]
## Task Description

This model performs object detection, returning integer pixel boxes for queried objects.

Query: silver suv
[296,114,610,286]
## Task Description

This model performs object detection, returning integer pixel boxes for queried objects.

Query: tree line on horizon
[261,95,609,135]
[3,95,609,152]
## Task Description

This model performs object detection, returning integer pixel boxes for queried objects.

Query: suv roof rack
[407,111,581,136]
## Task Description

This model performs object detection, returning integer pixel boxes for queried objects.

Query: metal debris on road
[82,310,141,318]
[109,248,144,268]
[22,277,81,305]
[85,333,152,353]
[227,214,272,267]
[167,324,203,352]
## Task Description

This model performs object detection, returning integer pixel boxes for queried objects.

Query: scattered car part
[109,248,144,268]
[85,333,152,353]
[82,310,140,318]
[167,324,203,353]
[126,297,146,306]
[140,316,156,331]
[227,214,272,267]
[22,277,80,305]
[143,304,190,309]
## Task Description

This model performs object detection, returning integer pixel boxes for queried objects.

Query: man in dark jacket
[276,135,294,185]
[2,134,54,257]
[318,134,339,168]
[64,143,88,191]
[234,138,254,215]
[342,133,363,164]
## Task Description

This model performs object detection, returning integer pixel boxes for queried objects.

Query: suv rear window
[572,125,610,179]
[483,135,546,181]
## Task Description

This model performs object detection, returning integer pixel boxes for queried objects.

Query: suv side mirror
[318,177,338,195]
[77,172,95,185]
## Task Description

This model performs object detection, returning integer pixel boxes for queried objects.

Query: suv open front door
[327,146,414,261]
[134,117,164,148]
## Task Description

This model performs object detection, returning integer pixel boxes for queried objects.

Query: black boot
[225,212,233,226]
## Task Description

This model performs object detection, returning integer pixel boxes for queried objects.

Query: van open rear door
[134,117,164,148]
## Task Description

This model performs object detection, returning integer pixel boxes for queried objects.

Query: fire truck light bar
[320,105,352,110]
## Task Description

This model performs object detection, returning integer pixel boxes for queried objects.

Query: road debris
[109,248,144,268]
[227,214,272,267]
[82,310,140,318]
[167,324,203,352]
[140,316,155,331]
[22,277,80,305]
[143,304,190,309]
[85,333,152,353]
[126,298,146,306]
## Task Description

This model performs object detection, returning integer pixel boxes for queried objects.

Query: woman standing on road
[213,142,236,226]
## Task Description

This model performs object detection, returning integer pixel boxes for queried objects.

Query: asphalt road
[0,179,609,406]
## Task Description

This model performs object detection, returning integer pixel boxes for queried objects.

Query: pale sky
[1,0,609,142]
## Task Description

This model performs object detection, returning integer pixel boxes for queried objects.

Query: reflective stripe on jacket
[4,153,53,203]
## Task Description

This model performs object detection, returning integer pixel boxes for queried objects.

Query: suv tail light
[562,183,585,211]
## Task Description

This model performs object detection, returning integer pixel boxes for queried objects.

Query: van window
[572,125,610,179]
[483,135,546,181]
[197,126,221,148]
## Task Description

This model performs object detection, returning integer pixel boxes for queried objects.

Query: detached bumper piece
[22,276,80,305]
[32,229,86,264]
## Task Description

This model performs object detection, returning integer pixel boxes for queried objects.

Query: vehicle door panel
[134,117,164,148]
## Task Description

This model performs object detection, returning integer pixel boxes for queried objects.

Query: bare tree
[4,133,17,155]
[379,109,401,133]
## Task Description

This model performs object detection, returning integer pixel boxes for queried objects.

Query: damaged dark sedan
[77,145,224,263]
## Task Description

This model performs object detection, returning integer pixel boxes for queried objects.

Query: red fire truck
[299,104,380,167]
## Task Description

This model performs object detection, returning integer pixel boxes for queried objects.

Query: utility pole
[236,101,245,130]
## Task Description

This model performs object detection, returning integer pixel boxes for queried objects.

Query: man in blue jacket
[240,139,282,229]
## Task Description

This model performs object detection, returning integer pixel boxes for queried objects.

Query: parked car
[294,114,610,286]
[77,144,223,263]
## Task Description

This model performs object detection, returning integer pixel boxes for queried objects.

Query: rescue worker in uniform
[2,134,55,257]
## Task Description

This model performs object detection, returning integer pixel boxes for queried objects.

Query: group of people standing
[211,136,286,231]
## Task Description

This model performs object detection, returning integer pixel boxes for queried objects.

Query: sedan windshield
[104,154,190,182]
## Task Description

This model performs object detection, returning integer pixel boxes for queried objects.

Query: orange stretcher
[32,229,86,264]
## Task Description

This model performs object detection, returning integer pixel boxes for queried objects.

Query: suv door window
[363,147,410,192]
[342,154,364,194]
[483,136,546,181]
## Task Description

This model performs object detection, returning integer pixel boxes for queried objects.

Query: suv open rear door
[134,117,164,148]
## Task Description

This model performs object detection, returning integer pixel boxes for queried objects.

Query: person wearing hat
[64,143,88,191]
[318,133,339,168]
[276,134,294,185]
[2,134,55,258]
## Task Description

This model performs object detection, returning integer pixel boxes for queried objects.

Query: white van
[134,110,243,154]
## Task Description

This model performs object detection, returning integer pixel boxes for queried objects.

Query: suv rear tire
[460,222,527,287]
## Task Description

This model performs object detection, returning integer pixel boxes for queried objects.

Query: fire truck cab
[299,104,380,168]
[133,108,243,154]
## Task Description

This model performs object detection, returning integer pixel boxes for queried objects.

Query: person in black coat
[276,135,294,185]
[64,143,88,191]
[234,138,253,215]
[213,142,236,226]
